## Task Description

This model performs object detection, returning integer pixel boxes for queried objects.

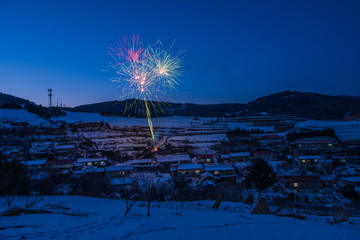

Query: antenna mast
[48,88,53,107]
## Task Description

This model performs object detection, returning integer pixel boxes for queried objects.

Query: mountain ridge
[1,90,360,120]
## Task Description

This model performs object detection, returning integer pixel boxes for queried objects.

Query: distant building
[332,156,360,165]
[298,155,323,166]
[204,164,236,183]
[229,152,251,162]
[220,154,231,163]
[278,175,333,192]
[292,137,335,149]
[196,154,218,164]
[254,150,275,160]
[177,164,203,178]
[156,154,192,169]
[20,159,47,171]
[76,157,108,167]
[126,158,154,171]
[46,160,75,170]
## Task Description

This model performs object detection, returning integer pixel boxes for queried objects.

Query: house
[156,154,192,169]
[76,157,109,167]
[278,175,333,192]
[126,158,154,171]
[118,145,134,152]
[29,142,52,158]
[46,160,75,170]
[229,152,251,162]
[204,164,236,183]
[332,156,360,165]
[177,164,203,178]
[110,177,134,191]
[339,176,360,187]
[298,155,324,166]
[292,137,335,149]
[196,154,218,164]
[220,154,231,163]
[54,144,75,154]
[254,150,275,160]
[20,159,47,171]
[105,165,134,177]
[2,146,22,160]
[72,165,134,178]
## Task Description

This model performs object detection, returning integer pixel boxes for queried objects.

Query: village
[1,109,360,214]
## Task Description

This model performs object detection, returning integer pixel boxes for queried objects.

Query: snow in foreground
[0,196,359,240]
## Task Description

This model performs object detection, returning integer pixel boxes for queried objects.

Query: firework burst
[108,35,183,145]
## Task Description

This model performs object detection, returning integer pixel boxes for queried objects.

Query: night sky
[0,0,359,107]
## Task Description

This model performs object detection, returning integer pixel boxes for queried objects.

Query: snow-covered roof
[20,159,47,165]
[220,154,230,159]
[111,177,133,186]
[254,150,274,155]
[339,176,360,183]
[298,155,323,160]
[54,144,75,150]
[177,164,203,171]
[106,165,134,172]
[205,164,234,171]
[72,169,85,175]
[76,157,107,163]
[85,168,105,173]
[127,159,153,165]
[196,154,218,159]
[47,160,75,166]
[157,154,191,163]
[230,152,250,157]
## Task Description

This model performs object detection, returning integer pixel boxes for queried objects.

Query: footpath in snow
[0,196,359,240]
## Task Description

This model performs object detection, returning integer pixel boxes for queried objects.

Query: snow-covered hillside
[0,196,359,240]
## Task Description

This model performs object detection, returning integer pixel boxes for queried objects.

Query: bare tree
[122,190,139,216]
[133,173,159,217]
[0,159,29,207]
[24,192,42,209]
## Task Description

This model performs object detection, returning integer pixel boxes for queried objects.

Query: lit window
[301,160,306,163]
[214,171,219,175]
[294,182,299,187]
[195,170,200,174]
[87,162,92,166]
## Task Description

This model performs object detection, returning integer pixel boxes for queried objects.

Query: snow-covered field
[296,120,360,142]
[0,109,48,125]
[0,196,359,240]
[54,111,213,128]
[0,109,213,128]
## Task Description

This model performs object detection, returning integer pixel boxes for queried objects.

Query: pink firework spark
[107,35,145,64]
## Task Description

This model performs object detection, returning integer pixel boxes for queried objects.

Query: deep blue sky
[0,0,359,107]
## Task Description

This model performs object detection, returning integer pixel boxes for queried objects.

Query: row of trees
[0,156,277,216]
[227,128,266,138]
[286,128,336,142]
